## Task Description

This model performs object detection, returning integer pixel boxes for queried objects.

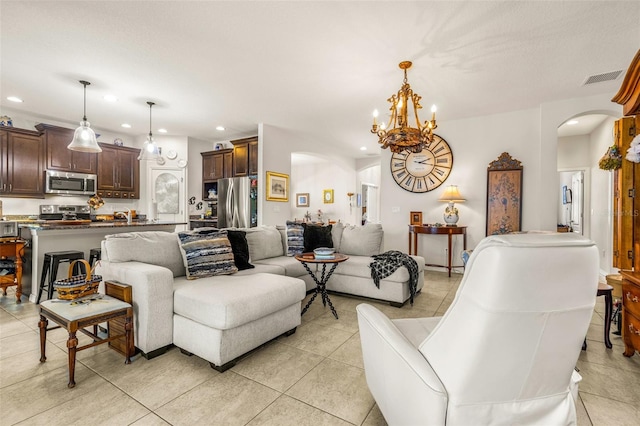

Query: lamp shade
[68,120,102,152]
[438,185,466,203]
[137,101,161,161]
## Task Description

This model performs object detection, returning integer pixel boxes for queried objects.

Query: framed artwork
[486,152,523,236]
[296,193,309,207]
[410,211,423,225]
[266,171,289,202]
[323,189,334,203]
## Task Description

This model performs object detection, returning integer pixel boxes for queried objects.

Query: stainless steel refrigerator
[217,176,258,228]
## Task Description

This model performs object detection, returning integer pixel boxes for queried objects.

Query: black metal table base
[300,262,339,319]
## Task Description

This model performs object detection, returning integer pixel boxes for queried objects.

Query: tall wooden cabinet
[0,127,45,198]
[202,148,233,181]
[612,116,640,271]
[35,123,97,174]
[97,143,140,199]
[612,49,640,272]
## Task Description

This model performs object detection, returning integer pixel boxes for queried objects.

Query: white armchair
[357,232,599,425]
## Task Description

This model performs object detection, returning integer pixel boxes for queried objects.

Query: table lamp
[438,185,466,226]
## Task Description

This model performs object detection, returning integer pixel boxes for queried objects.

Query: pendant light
[68,80,102,152]
[138,101,161,161]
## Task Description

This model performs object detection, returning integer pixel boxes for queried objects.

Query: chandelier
[371,61,437,153]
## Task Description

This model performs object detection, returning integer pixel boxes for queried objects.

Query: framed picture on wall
[410,211,423,225]
[296,193,309,207]
[323,189,334,203]
[266,171,289,202]
[486,152,523,236]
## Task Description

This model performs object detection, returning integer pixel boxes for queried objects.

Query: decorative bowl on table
[313,247,335,256]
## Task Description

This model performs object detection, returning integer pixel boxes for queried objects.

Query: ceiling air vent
[582,70,623,86]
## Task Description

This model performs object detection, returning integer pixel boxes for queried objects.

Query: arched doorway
[557,112,618,274]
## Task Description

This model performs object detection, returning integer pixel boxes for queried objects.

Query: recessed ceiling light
[566,120,579,125]
[121,123,131,128]
[6,96,23,103]
[360,146,367,151]
[158,128,168,133]
[103,94,118,102]
[216,126,225,131]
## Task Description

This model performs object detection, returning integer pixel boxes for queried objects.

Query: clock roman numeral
[436,158,449,164]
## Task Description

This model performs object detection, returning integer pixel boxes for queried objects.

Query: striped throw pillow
[178,228,238,279]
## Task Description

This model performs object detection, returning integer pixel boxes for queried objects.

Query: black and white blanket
[369,250,419,305]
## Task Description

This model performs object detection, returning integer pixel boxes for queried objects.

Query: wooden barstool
[583,282,613,350]
[36,250,85,304]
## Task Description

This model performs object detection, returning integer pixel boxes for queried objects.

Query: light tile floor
[1,271,639,425]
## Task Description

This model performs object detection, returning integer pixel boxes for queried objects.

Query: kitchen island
[19,221,185,303]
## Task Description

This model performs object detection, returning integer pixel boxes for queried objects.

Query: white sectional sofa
[96,223,424,369]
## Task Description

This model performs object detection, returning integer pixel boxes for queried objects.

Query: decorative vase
[443,203,459,226]
[0,116,13,127]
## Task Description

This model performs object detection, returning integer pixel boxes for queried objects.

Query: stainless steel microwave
[45,170,97,196]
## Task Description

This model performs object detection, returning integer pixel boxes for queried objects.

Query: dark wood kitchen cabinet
[97,143,140,199]
[35,123,97,174]
[202,148,233,181]
[232,136,258,176]
[0,127,45,198]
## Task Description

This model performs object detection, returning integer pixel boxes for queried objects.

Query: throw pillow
[226,229,254,270]
[244,225,284,260]
[178,229,238,279]
[339,223,383,256]
[286,221,304,256]
[104,231,186,277]
[302,223,333,252]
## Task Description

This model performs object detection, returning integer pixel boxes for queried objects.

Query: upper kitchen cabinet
[97,143,140,199]
[35,123,97,174]
[202,148,233,181]
[0,127,45,198]
[231,136,258,176]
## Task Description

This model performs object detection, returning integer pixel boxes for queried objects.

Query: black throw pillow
[302,223,333,252]
[226,230,255,270]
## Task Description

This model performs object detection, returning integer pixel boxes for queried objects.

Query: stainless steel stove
[39,205,91,221]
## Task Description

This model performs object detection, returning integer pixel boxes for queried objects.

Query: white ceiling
[1,1,638,160]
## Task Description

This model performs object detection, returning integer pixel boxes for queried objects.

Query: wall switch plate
[391,207,400,213]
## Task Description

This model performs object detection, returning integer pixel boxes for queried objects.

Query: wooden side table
[39,295,133,388]
[0,237,25,303]
[295,253,349,319]
[408,225,467,277]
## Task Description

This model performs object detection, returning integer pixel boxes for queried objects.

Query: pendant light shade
[138,101,161,161]
[68,80,102,153]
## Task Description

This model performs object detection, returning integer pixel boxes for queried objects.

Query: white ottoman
[172,273,306,371]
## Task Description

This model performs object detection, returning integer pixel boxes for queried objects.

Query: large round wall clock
[390,134,453,193]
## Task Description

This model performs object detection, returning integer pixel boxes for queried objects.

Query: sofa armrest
[96,260,175,354]
[356,303,448,425]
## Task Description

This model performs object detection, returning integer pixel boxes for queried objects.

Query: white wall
[259,123,357,226]
[376,93,621,270]
[589,117,617,276]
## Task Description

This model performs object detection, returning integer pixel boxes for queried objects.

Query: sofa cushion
[332,222,344,253]
[244,226,284,261]
[173,273,306,330]
[226,230,254,270]
[285,221,304,256]
[302,223,333,252]
[178,229,238,279]
[339,223,383,256]
[104,231,186,277]
[333,254,425,282]
[253,256,308,277]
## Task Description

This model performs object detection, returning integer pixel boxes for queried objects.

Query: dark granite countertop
[19,220,185,231]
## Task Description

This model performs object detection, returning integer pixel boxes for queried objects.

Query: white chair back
[418,233,598,423]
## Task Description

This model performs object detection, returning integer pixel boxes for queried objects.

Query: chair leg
[603,291,613,349]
